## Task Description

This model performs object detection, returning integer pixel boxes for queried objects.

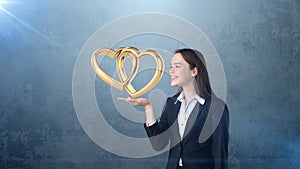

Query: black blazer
[144,97,229,169]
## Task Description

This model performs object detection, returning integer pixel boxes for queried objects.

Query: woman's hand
[117,97,150,107]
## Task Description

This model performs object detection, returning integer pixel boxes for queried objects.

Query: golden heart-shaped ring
[91,47,164,98]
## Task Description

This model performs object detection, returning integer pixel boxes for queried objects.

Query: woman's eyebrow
[170,62,182,65]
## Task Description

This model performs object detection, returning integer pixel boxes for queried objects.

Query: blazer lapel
[182,103,206,139]
[169,100,181,124]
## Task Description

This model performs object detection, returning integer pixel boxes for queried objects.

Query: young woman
[118,49,229,169]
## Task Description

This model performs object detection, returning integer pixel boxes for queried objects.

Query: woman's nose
[169,68,174,74]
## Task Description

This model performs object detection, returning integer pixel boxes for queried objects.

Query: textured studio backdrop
[0,0,299,169]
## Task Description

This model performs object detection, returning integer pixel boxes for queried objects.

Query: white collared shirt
[176,92,205,166]
[176,92,205,138]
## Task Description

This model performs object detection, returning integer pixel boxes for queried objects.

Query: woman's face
[169,53,196,87]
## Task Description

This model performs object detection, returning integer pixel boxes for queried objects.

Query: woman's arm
[118,97,171,151]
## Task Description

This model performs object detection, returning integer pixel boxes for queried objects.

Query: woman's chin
[170,83,178,87]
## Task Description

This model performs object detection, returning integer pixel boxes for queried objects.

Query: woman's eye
[169,65,180,69]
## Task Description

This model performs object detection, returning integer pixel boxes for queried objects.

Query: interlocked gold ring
[91,47,164,98]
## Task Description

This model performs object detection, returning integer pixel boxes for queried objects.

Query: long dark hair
[172,48,213,100]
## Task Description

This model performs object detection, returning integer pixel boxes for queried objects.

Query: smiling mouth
[171,76,178,80]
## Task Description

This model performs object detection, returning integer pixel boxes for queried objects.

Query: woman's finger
[117,97,144,106]
[117,97,127,102]
[117,97,135,103]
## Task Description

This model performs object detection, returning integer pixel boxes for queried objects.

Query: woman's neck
[182,82,197,103]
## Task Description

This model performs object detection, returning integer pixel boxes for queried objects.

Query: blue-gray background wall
[0,0,299,169]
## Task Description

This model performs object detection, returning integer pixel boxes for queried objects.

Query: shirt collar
[175,92,205,105]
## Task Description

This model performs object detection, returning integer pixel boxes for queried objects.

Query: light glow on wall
[0,0,6,10]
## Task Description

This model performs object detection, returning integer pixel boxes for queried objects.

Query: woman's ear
[192,67,197,77]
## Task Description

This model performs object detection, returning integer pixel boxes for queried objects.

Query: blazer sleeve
[144,98,173,151]
[212,104,230,169]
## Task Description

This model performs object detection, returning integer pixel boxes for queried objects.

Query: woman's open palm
[117,97,150,107]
